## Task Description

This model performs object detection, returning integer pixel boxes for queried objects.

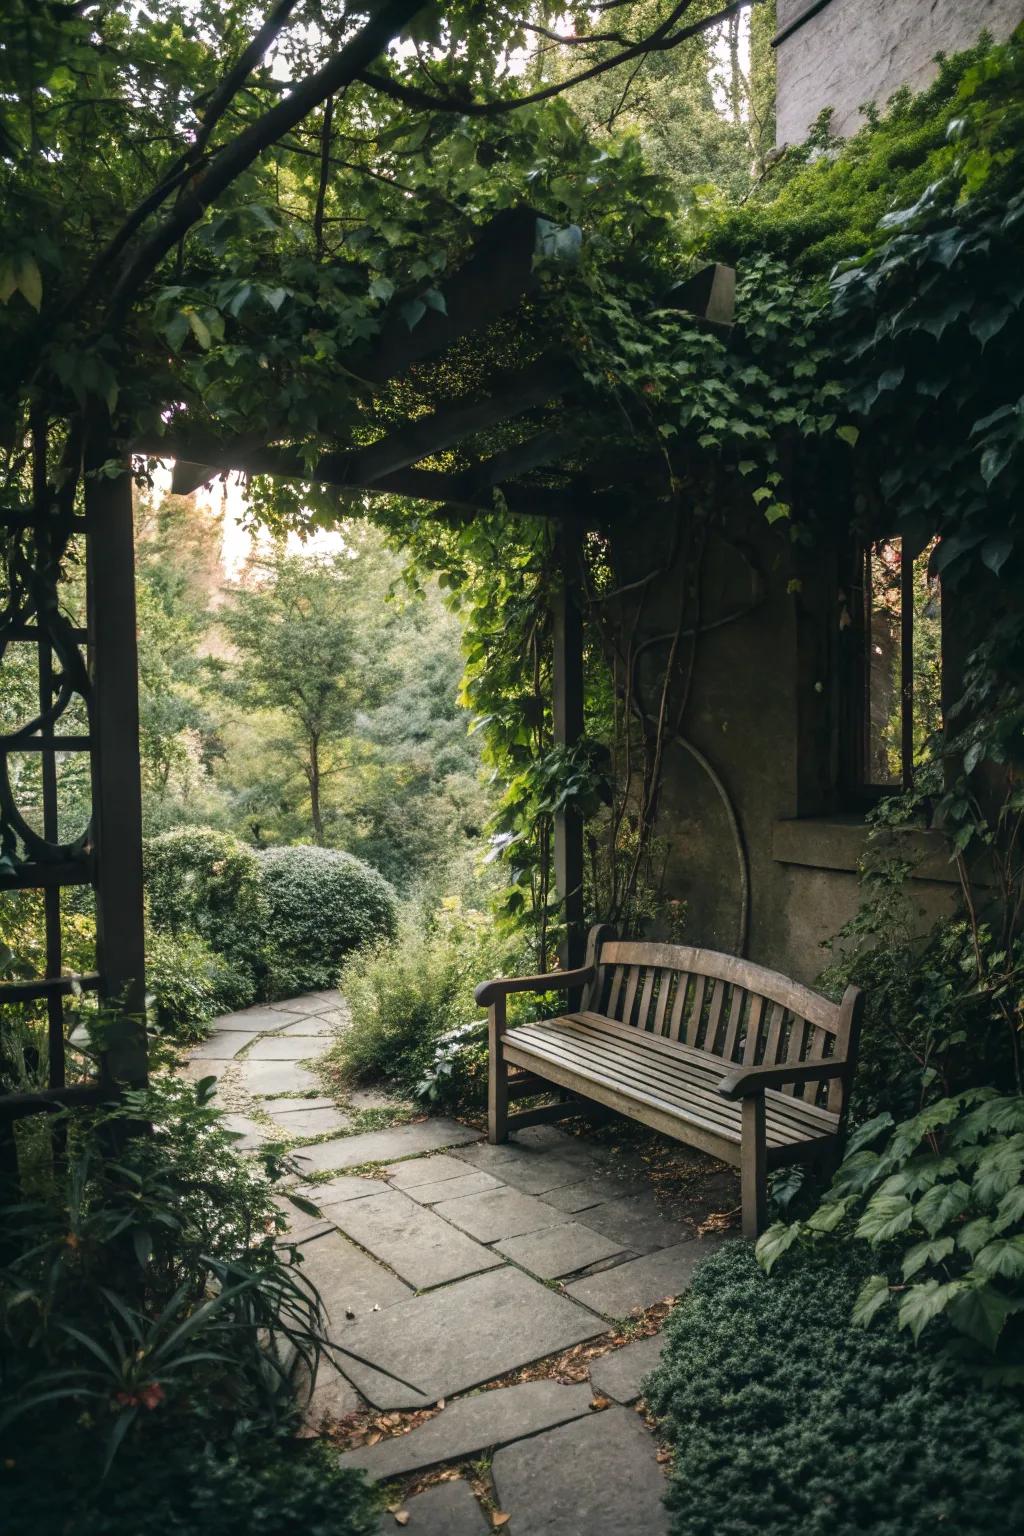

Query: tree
[219,549,368,844]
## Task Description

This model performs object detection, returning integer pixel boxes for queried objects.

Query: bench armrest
[475,965,595,1009]
[718,1057,850,1101]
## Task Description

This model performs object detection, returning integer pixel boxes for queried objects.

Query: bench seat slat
[504,1015,839,1152]
[564,1011,841,1131]
[548,1015,838,1140]
[508,1025,817,1149]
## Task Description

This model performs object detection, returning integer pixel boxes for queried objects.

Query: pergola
[0,205,733,1135]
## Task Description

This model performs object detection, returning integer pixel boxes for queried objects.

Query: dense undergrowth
[646,1242,1024,1536]
[0,1075,377,1532]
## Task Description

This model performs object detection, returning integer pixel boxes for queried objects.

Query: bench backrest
[581,930,858,1115]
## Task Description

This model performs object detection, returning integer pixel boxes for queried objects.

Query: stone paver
[269,1105,351,1137]
[274,994,338,1016]
[331,1190,503,1290]
[494,1221,625,1279]
[302,1355,361,1427]
[215,1007,290,1031]
[245,1034,320,1061]
[221,1112,267,1151]
[299,1174,391,1207]
[299,1230,412,1326]
[343,1379,593,1480]
[243,1060,322,1095]
[337,1266,606,1409]
[379,1480,487,1536]
[577,1195,691,1254]
[565,1238,719,1316]
[494,1151,599,1197]
[188,1031,252,1060]
[293,1119,480,1175]
[491,1405,670,1536]
[280,1017,339,1037]
[589,1332,665,1404]
[450,1140,525,1170]
[404,1170,502,1205]
[541,1173,645,1213]
[387,1153,483,1189]
[277,1196,334,1243]
[432,1186,571,1243]
[266,1096,336,1115]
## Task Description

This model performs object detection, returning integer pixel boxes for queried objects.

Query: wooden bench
[475,926,864,1237]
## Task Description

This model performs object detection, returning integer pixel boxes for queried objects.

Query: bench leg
[740,1095,767,1239]
[487,1001,508,1145]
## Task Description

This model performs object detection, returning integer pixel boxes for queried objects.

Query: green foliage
[0,1071,375,1529]
[258,844,397,998]
[4,1433,378,1536]
[703,32,1024,273]
[145,826,268,1000]
[218,550,369,847]
[646,1241,1024,1536]
[334,886,518,1107]
[145,926,251,1042]
[819,838,1018,1122]
[758,1091,1024,1368]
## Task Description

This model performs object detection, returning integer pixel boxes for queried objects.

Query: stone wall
[604,509,960,987]
[775,0,1022,144]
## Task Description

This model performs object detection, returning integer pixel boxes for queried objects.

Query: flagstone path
[185,990,739,1535]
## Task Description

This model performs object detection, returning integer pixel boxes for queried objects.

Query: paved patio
[186,991,737,1534]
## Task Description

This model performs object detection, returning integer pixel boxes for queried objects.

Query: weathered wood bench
[475,926,864,1237]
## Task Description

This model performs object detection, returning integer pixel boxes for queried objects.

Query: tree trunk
[308,733,324,844]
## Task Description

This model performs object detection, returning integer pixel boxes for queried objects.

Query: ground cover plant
[646,1241,1024,1536]
[0,1071,378,1532]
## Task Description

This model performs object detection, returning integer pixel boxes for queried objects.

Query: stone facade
[604,508,965,987]
[775,0,1022,144]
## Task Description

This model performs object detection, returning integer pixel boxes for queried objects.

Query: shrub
[4,1432,378,1535]
[145,826,268,998]
[145,926,252,1042]
[758,1090,1024,1368]
[646,1242,1024,1536]
[0,1072,377,1532]
[335,895,516,1108]
[258,845,397,998]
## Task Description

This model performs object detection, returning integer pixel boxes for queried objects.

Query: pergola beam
[164,358,573,498]
[151,434,578,517]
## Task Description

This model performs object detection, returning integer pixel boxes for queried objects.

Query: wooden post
[741,1094,768,1238]
[552,518,585,971]
[487,995,508,1144]
[85,461,147,1087]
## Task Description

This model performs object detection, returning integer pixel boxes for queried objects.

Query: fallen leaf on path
[589,1395,610,1411]
[493,1514,512,1528]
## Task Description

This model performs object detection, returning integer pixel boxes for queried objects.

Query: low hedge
[258,845,397,997]
[645,1241,1024,1536]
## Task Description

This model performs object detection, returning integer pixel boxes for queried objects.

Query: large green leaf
[855,1193,915,1245]
[914,1180,971,1237]
[851,1273,891,1328]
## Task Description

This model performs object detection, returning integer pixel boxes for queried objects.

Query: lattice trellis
[0,468,146,1149]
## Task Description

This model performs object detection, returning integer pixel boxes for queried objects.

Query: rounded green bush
[258,845,397,998]
[645,1242,1024,1536]
[145,827,268,999]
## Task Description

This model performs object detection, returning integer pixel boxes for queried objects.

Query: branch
[108,0,427,315]
[360,1,760,119]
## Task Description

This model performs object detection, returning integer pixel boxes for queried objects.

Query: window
[840,535,943,802]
